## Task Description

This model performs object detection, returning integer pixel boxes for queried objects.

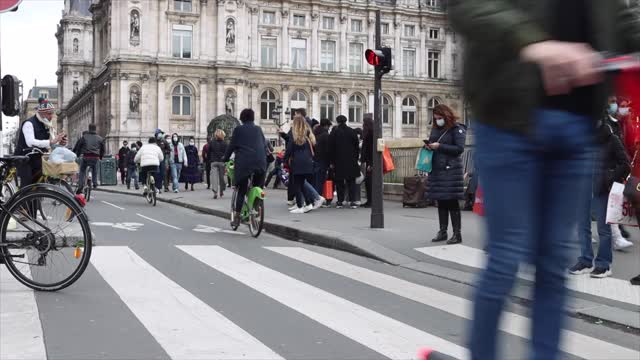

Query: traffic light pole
[370,9,384,229]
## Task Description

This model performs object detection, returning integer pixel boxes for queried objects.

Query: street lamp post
[271,101,290,147]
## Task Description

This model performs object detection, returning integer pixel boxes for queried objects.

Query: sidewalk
[96,183,640,330]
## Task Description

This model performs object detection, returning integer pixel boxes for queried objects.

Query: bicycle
[82,166,93,202]
[229,164,265,238]
[143,172,157,206]
[0,155,93,291]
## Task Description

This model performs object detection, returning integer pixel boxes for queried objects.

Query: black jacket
[125,150,138,168]
[329,123,360,181]
[74,131,105,159]
[284,140,314,175]
[223,121,268,181]
[314,127,331,166]
[118,146,130,168]
[360,132,374,165]
[208,139,228,163]
[593,125,630,196]
[426,123,467,201]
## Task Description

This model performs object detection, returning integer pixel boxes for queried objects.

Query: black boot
[432,206,449,242]
[447,209,462,245]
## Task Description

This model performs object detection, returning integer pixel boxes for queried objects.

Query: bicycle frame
[240,185,265,221]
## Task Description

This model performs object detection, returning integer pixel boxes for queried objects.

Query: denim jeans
[78,158,98,190]
[126,165,139,188]
[171,162,183,191]
[578,194,612,269]
[154,160,165,190]
[469,109,594,360]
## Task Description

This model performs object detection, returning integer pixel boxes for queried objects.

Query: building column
[250,7,259,65]
[158,1,168,56]
[281,9,290,69]
[157,76,168,132]
[200,1,208,60]
[199,79,208,138]
[216,79,225,116]
[340,88,348,117]
[311,86,320,120]
[419,24,427,78]
[217,1,226,61]
[367,17,375,76]
[368,90,374,114]
[393,22,401,77]
[141,76,151,133]
[419,92,429,139]
[311,13,319,71]
[393,91,402,138]
[236,80,245,118]
[119,75,129,133]
[281,84,290,117]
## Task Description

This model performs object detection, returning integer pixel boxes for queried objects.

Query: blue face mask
[619,107,630,116]
[608,103,619,115]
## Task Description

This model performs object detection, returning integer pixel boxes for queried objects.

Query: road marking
[101,200,124,210]
[268,246,640,360]
[178,245,467,360]
[193,225,245,236]
[90,246,283,360]
[415,245,640,306]
[136,214,181,230]
[1,266,47,360]
[91,222,144,232]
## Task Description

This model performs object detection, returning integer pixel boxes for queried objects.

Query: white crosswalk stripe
[267,246,640,360]
[416,244,640,306]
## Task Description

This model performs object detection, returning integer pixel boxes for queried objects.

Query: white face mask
[189,141,194,146]
[435,118,445,127]
[619,108,630,116]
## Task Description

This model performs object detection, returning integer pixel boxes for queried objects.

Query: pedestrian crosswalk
[2,245,639,360]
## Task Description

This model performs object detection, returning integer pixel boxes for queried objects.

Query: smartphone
[423,140,431,145]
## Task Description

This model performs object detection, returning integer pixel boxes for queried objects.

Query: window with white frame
[174,0,192,12]
[261,37,277,67]
[404,25,415,37]
[322,16,335,30]
[320,40,336,71]
[427,0,438,7]
[348,94,364,123]
[428,50,440,78]
[260,90,278,120]
[382,95,392,125]
[351,19,363,32]
[429,28,440,40]
[349,43,363,73]
[402,97,417,126]
[381,23,389,35]
[293,14,305,27]
[172,25,192,59]
[262,11,276,24]
[291,38,307,69]
[428,97,441,124]
[291,90,307,111]
[39,91,49,99]
[172,84,192,116]
[403,49,416,77]
[320,92,336,121]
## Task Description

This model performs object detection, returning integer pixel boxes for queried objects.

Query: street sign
[0,0,22,13]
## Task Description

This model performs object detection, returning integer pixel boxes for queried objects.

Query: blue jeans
[126,165,139,188]
[578,194,612,269]
[78,158,98,190]
[154,160,165,190]
[469,109,593,360]
[171,163,183,191]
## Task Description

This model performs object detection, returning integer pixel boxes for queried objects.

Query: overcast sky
[1,0,64,126]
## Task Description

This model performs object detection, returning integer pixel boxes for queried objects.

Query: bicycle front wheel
[0,188,92,291]
[1,182,16,203]
[230,189,239,231]
[248,198,264,238]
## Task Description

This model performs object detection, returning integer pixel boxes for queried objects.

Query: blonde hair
[292,115,316,146]
[214,129,226,140]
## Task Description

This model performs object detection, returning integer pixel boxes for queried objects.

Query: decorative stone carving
[158,75,167,82]
[340,88,348,94]
[129,86,141,113]
[216,78,225,84]
[73,38,79,54]
[141,74,150,82]
[130,10,140,46]
[340,15,347,24]
[249,6,259,15]
[281,9,289,17]
[225,90,236,115]
[311,13,319,21]
[281,84,290,91]
[311,86,319,92]
[225,18,236,52]
[73,81,79,95]
[199,78,209,84]
[120,73,129,80]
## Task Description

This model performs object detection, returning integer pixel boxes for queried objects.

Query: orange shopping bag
[382,146,395,174]
[323,180,334,200]
[473,186,484,216]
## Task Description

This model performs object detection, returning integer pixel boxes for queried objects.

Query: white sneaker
[303,204,313,213]
[173,189,179,193]
[288,205,298,211]
[313,196,326,210]
[591,237,597,244]
[614,237,634,251]
[290,207,305,214]
[287,200,295,206]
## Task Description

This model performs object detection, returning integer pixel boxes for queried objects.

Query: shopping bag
[606,182,638,226]
[382,146,395,174]
[473,185,484,216]
[416,148,433,173]
[323,180,334,200]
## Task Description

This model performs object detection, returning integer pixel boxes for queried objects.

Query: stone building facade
[58,0,463,153]
[20,83,59,127]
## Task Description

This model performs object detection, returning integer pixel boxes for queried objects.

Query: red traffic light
[366,49,383,66]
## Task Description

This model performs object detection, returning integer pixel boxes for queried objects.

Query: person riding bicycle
[223,108,268,227]
[74,124,105,194]
[134,137,164,195]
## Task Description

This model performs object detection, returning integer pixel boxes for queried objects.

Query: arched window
[320,92,336,121]
[172,84,192,116]
[348,93,365,123]
[402,97,417,126]
[260,89,278,120]
[382,95,392,125]
[290,90,307,113]
[428,97,442,124]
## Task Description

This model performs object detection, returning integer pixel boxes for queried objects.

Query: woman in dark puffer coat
[425,104,467,245]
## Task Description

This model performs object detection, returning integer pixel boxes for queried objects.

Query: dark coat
[118,146,130,168]
[314,127,331,166]
[426,123,467,201]
[593,125,630,196]
[224,121,268,181]
[329,123,360,181]
[361,132,374,165]
[180,145,201,183]
[284,140,314,175]
[74,131,105,159]
[208,139,228,163]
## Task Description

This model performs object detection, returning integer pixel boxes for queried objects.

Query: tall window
[320,93,336,121]
[381,23,389,35]
[291,38,307,69]
[452,54,458,72]
[172,84,192,116]
[322,16,335,30]
[73,38,79,54]
[348,94,364,123]
[172,25,192,58]
[291,90,307,111]
[382,95,392,125]
[349,43,363,73]
[261,37,277,67]
[428,97,441,124]
[293,14,305,27]
[351,19,362,32]
[402,97,417,126]
[403,49,416,77]
[260,90,277,120]
[404,25,415,37]
[429,28,440,40]
[174,0,192,12]
[320,40,336,71]
[428,50,440,78]
[427,0,438,7]
[262,11,276,24]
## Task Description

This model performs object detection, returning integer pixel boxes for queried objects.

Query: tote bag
[416,148,433,173]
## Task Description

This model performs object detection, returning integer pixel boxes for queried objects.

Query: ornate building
[20,82,59,127]
[58,0,463,153]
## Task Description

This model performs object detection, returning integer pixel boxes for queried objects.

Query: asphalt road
[1,192,639,360]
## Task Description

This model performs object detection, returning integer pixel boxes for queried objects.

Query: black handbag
[623,150,640,206]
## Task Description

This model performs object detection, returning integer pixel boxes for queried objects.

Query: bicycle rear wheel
[0,188,92,291]
[248,198,264,238]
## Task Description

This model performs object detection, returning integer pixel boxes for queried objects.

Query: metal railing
[383,145,475,184]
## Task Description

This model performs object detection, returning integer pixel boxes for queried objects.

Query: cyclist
[74,124,105,194]
[134,137,164,195]
[223,108,268,227]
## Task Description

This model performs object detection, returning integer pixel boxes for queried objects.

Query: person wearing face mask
[152,129,168,193]
[606,96,621,137]
[162,134,172,192]
[125,143,139,190]
[168,133,187,193]
[180,137,200,191]
[425,104,467,245]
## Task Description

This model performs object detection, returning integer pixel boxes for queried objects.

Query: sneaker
[591,237,597,244]
[630,274,640,286]
[173,189,179,194]
[288,205,298,211]
[569,262,593,275]
[350,203,359,209]
[614,237,634,251]
[313,196,326,210]
[590,267,612,278]
[303,204,314,213]
[287,200,295,206]
[155,189,160,195]
[290,207,305,214]
[336,203,344,209]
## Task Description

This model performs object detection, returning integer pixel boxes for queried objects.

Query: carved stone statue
[73,38,79,54]
[130,11,140,46]
[225,18,235,52]
[225,91,236,116]
[129,87,140,113]
[73,81,79,95]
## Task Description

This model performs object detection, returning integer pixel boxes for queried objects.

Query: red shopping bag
[382,146,395,174]
[323,180,334,200]
[473,186,484,216]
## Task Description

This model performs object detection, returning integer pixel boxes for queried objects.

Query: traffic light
[365,47,392,75]
[1,75,21,117]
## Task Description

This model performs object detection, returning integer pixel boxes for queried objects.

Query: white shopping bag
[606,182,639,226]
